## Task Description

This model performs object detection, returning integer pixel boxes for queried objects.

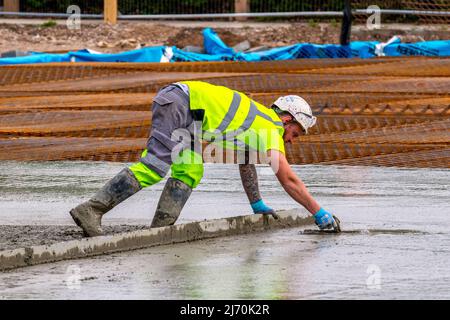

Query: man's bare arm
[239,162,278,218]
[268,150,321,214]
[239,164,261,203]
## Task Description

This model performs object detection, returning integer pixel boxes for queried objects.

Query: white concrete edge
[0,209,313,271]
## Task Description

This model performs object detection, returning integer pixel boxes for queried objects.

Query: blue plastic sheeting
[175,29,448,61]
[237,44,329,61]
[171,40,450,61]
[397,40,450,57]
[348,39,450,58]
[0,46,165,65]
[0,53,71,65]
[315,44,352,58]
[70,46,165,62]
[200,29,350,61]
[235,44,317,61]
[172,43,352,62]
[203,28,235,56]
[349,41,378,58]
[171,47,233,62]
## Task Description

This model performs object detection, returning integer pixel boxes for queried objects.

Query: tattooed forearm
[239,164,261,203]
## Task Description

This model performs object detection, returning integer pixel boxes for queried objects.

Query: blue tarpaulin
[203,28,235,56]
[0,28,449,65]
[0,53,71,65]
[235,44,318,61]
[349,41,378,58]
[397,40,450,57]
[171,47,233,62]
[70,46,165,63]
[0,46,165,65]
[347,38,450,58]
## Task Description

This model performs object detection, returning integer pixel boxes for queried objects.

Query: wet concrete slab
[0,162,449,299]
[0,225,449,300]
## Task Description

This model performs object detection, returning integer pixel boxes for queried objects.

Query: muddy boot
[151,178,192,228]
[70,168,142,237]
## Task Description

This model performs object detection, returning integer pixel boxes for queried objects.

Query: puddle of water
[0,161,449,299]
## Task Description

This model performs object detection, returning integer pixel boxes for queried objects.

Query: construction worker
[70,81,340,237]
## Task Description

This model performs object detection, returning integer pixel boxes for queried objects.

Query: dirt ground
[1,21,448,54]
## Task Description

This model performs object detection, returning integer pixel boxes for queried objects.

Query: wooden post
[104,0,118,25]
[4,0,20,12]
[235,0,249,21]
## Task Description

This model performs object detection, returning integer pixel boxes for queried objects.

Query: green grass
[40,20,57,28]
[330,19,339,28]
[308,19,318,28]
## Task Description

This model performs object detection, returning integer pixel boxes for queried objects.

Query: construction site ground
[0,57,448,167]
[0,20,449,53]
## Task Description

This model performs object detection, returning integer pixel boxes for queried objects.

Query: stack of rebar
[0,56,448,168]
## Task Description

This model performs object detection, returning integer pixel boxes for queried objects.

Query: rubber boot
[151,178,192,228]
[70,168,142,237]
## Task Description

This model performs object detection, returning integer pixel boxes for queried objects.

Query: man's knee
[171,163,204,189]
[129,161,164,188]
[170,150,204,189]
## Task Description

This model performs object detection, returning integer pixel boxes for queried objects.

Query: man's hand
[314,208,341,232]
[268,149,341,231]
[250,199,280,219]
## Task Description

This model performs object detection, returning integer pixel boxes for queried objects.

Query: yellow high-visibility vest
[181,81,285,154]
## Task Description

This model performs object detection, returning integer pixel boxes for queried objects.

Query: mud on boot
[70,168,142,237]
[151,178,192,228]
[70,202,104,237]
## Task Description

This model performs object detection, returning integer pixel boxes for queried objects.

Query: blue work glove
[314,208,341,232]
[251,200,279,219]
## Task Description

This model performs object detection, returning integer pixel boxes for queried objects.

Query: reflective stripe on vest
[181,81,283,145]
[216,92,241,133]
[205,100,283,142]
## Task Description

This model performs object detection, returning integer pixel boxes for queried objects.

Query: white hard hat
[273,95,317,133]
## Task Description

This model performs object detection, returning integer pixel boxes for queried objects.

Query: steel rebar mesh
[0,57,449,168]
